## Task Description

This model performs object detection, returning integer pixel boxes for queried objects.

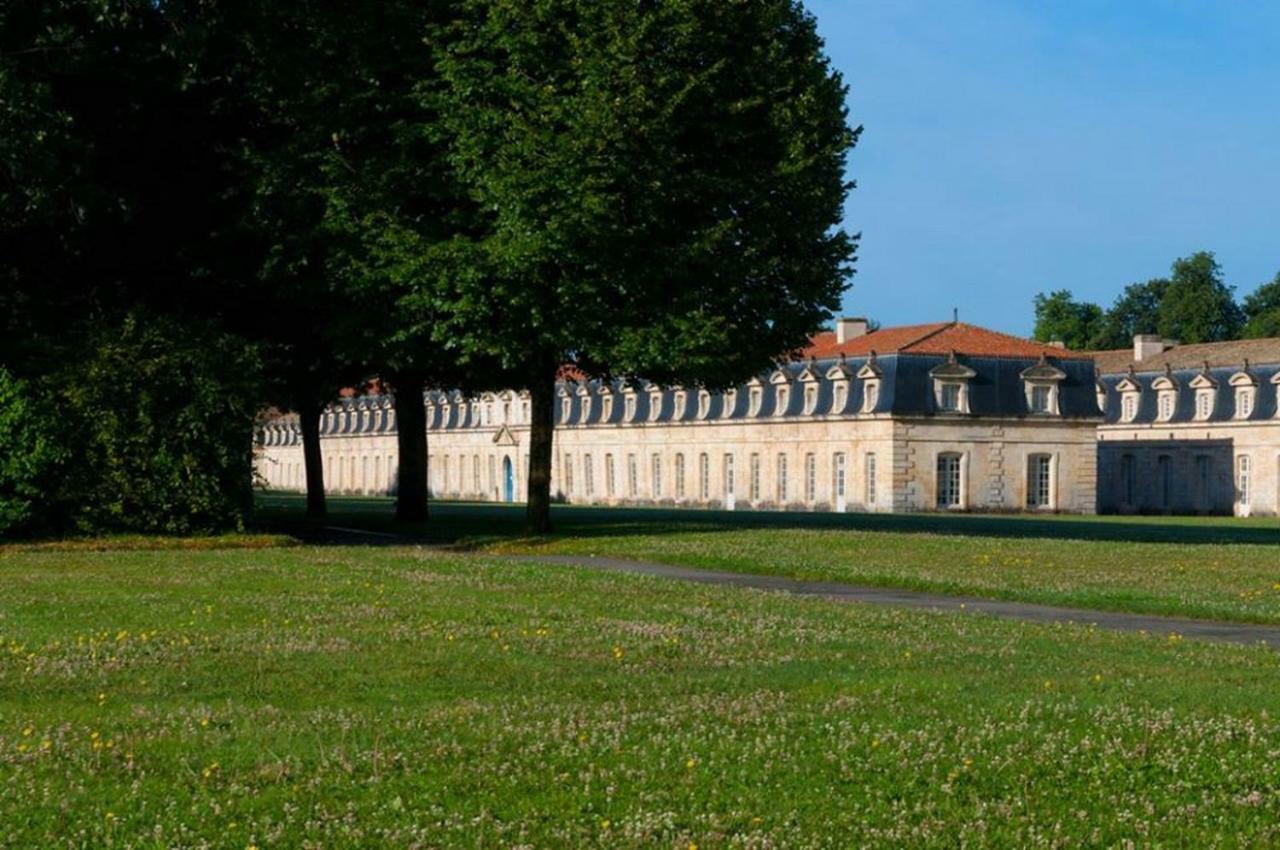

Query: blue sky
[805,0,1280,335]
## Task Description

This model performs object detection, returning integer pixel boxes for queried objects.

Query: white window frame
[749,453,761,501]
[699,453,710,500]
[651,453,663,498]
[936,452,965,509]
[804,453,816,503]
[1194,389,1214,420]
[776,453,788,502]
[862,380,879,413]
[674,453,686,499]
[583,454,594,497]
[1027,453,1054,510]
[865,452,877,505]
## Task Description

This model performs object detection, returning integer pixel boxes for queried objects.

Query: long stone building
[255,319,1280,516]
[258,319,1104,514]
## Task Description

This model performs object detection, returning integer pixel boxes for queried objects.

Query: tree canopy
[424,0,857,530]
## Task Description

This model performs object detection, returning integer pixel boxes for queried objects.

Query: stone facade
[1093,336,1280,516]
[257,320,1104,514]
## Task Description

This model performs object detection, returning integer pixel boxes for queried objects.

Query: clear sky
[805,0,1280,336]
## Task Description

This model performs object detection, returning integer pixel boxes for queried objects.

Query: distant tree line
[0,0,858,537]
[1032,252,1280,351]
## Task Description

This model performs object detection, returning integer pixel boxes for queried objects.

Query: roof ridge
[899,320,959,352]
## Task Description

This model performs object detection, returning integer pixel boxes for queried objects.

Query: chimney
[1048,340,1066,349]
[835,317,869,344]
[1133,334,1167,362]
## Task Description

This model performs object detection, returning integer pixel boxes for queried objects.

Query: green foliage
[0,369,64,537]
[1088,279,1168,349]
[47,312,262,536]
[428,0,856,384]
[1156,251,1244,343]
[1242,271,1280,339]
[1031,290,1104,350]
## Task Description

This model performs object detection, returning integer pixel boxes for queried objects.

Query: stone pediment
[929,351,976,380]
[1019,355,1066,382]
[491,425,519,446]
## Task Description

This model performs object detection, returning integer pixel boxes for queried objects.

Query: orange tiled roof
[800,321,1091,361]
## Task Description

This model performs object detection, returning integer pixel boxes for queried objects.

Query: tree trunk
[394,375,429,523]
[526,369,557,533]
[300,399,327,519]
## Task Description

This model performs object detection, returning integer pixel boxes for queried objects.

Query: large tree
[1031,290,1104,350]
[1241,271,1280,339]
[1088,279,1169,349]
[428,0,856,531]
[1156,251,1244,344]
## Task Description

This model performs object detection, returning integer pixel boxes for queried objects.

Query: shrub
[50,311,262,535]
[0,369,64,537]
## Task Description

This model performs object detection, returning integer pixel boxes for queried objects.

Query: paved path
[312,526,1280,649]
[520,554,1280,650]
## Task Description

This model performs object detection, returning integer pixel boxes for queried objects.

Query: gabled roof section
[928,351,977,379]
[801,321,1090,361]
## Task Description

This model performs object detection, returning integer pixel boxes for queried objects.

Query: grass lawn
[5,541,1280,847]
[257,493,1280,624]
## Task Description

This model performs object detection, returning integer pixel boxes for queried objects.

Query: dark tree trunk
[299,399,327,519]
[526,369,557,533]
[394,375,429,523]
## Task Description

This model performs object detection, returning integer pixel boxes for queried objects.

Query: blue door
[503,456,515,502]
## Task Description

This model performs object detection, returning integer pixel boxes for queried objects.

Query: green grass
[256,493,1280,624]
[4,542,1280,847]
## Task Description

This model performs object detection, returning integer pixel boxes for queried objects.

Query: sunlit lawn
[259,493,1280,624]
[4,542,1280,847]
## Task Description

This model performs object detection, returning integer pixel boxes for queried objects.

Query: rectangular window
[584,454,594,497]
[776,454,788,502]
[1120,454,1135,505]
[865,453,877,505]
[605,454,615,496]
[1196,391,1212,420]
[1237,388,1254,418]
[1031,385,1051,413]
[749,453,761,501]
[941,383,961,412]
[937,453,962,508]
[723,453,736,499]
[652,453,663,498]
[833,452,846,500]
[473,455,481,492]
[1157,454,1171,508]
[1196,455,1210,509]
[804,453,816,502]
[1237,454,1252,507]
[699,453,710,500]
[563,455,573,495]
[864,382,879,412]
[832,383,847,411]
[1122,394,1138,421]
[488,456,495,494]
[675,454,685,498]
[627,453,638,497]
[1027,454,1052,509]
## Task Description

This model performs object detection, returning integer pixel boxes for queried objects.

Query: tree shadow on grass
[252,492,1280,549]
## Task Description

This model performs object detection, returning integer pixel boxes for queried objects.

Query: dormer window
[831,382,846,412]
[1157,391,1175,421]
[1189,365,1217,421]
[624,393,637,421]
[939,383,962,412]
[930,352,976,415]
[697,390,710,419]
[649,389,662,421]
[722,389,737,418]
[863,381,879,412]
[602,394,614,421]
[1095,383,1107,414]
[748,385,763,416]
[1121,393,1138,422]
[561,396,572,422]
[1237,387,1254,418]
[1230,365,1257,420]
[775,384,790,416]
[674,390,687,419]
[803,383,818,414]
[1020,356,1065,416]
[1195,390,1213,420]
